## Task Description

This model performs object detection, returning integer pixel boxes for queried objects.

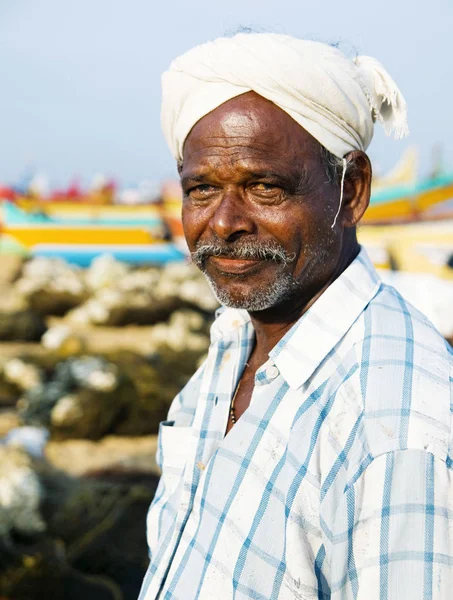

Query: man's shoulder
[353,282,453,460]
[362,280,451,361]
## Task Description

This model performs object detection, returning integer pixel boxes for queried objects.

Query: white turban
[161,33,408,161]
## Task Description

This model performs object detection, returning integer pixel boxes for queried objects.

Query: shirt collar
[271,247,381,388]
[210,247,381,388]
[210,306,250,343]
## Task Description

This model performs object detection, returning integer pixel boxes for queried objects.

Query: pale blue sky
[1,0,452,186]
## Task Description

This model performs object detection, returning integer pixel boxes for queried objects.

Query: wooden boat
[359,167,453,279]
[358,220,453,280]
[364,173,453,224]
[31,243,186,267]
[0,201,162,248]
[160,182,187,252]
[3,225,158,248]
[0,201,187,266]
[15,198,164,224]
[7,199,164,228]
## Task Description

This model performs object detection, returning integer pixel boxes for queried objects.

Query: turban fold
[161,33,408,161]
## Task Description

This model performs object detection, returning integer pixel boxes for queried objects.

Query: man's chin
[204,272,299,312]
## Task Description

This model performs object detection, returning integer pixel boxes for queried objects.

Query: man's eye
[250,183,281,196]
[188,184,218,199]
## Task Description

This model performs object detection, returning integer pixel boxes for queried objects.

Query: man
[140,33,453,599]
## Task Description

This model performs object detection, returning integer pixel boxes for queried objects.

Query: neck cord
[229,362,249,425]
[331,157,348,229]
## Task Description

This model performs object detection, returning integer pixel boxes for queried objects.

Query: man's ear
[177,160,183,176]
[341,150,372,227]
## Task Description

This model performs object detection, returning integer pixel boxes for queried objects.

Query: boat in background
[359,146,453,224]
[0,200,184,266]
[1,201,161,247]
[364,172,453,224]
[2,199,165,231]
[2,156,453,269]
[160,181,187,253]
[358,220,453,277]
[31,243,186,268]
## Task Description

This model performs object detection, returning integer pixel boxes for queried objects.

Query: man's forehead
[183,92,321,164]
[208,110,259,137]
[187,92,296,138]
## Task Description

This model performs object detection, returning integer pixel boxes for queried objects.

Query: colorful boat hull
[31,243,186,267]
[1,200,162,248]
[16,199,163,222]
[2,225,157,248]
[364,174,453,224]
[358,220,453,279]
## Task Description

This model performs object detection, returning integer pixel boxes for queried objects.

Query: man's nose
[209,191,256,240]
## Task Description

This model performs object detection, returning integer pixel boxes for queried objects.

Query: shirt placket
[151,331,242,599]
[156,325,254,598]
[192,321,254,472]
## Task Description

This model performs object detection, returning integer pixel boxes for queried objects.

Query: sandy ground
[0,322,156,358]
[47,316,158,354]
[45,434,159,476]
[0,255,23,285]
[0,409,160,476]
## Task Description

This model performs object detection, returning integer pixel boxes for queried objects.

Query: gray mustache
[191,240,296,267]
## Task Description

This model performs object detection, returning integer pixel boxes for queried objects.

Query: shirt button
[266,365,279,380]
[196,461,206,471]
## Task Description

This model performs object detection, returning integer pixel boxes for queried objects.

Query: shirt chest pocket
[157,420,192,496]
[146,421,192,557]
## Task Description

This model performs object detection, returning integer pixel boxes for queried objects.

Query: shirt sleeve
[328,449,453,599]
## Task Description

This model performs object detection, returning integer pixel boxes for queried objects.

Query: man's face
[180,92,345,312]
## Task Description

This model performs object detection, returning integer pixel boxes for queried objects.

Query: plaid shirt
[139,248,453,599]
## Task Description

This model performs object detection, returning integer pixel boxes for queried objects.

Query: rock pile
[0,253,218,599]
[0,254,217,437]
[14,257,87,316]
[8,253,218,326]
[65,256,217,327]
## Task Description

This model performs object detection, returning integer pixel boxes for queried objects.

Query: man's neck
[247,244,360,364]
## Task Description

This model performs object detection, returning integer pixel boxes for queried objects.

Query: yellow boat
[363,174,453,224]
[1,201,161,248]
[15,198,163,223]
[2,224,157,248]
[358,221,453,280]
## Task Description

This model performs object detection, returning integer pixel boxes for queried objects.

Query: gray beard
[190,238,301,312]
[191,231,335,312]
[190,234,336,312]
[204,270,302,311]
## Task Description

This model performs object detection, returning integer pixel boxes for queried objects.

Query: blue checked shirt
[139,248,453,599]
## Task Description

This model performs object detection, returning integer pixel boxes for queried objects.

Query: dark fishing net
[0,460,159,600]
